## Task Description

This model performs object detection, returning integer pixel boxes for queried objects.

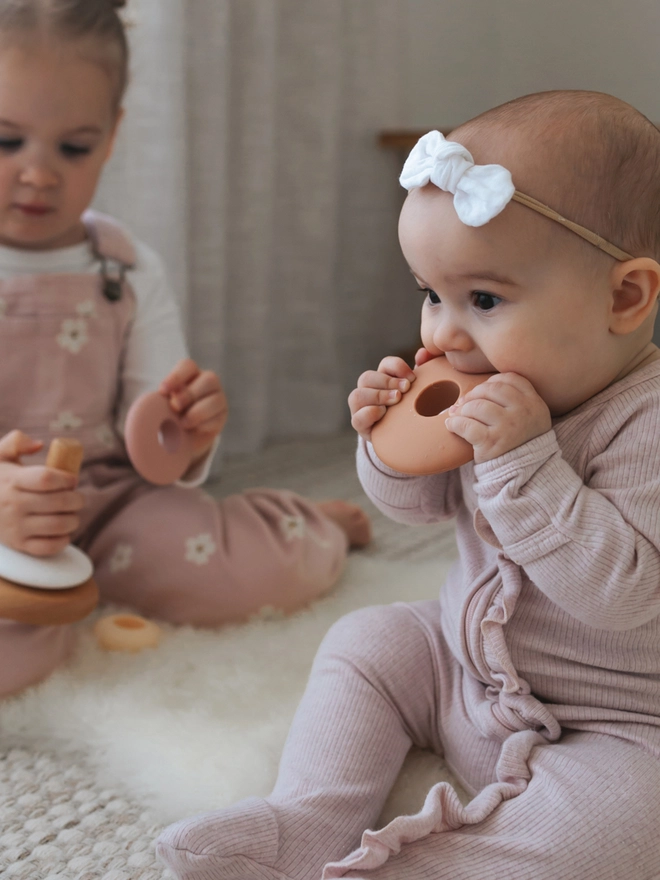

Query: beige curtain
[95,0,417,455]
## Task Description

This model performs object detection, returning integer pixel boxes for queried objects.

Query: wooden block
[0,575,99,626]
[45,438,84,476]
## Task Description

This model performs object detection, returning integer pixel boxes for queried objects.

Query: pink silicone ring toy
[125,391,194,485]
[370,356,495,475]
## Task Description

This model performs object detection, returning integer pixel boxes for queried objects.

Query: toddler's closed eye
[0,138,22,152]
[60,143,93,158]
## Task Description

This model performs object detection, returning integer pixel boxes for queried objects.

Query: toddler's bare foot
[317,500,372,548]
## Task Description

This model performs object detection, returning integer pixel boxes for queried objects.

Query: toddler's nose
[19,160,59,189]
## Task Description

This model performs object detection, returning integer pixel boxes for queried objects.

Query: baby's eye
[418,287,440,305]
[0,138,23,153]
[473,291,501,311]
[60,143,92,158]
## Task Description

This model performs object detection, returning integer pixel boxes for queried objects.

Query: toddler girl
[0,0,370,699]
[157,90,660,879]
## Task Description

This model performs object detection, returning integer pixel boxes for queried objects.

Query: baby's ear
[609,258,660,335]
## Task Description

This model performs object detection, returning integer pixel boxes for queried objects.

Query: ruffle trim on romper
[323,554,561,879]
[322,728,547,879]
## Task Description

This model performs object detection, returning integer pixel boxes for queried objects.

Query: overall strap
[82,210,137,301]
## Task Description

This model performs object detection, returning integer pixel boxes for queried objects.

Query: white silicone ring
[0,543,93,589]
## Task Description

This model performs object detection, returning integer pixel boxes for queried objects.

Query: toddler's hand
[0,430,84,557]
[444,372,552,463]
[349,356,416,441]
[159,358,228,462]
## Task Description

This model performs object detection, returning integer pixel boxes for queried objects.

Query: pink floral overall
[0,212,347,697]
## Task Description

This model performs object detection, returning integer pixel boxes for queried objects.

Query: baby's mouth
[444,353,497,375]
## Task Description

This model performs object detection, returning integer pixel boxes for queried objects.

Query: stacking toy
[0,438,99,626]
[94,612,162,652]
[371,356,496,475]
[124,391,194,485]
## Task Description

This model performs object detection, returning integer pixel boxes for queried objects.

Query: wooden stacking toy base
[0,574,99,626]
[0,438,100,626]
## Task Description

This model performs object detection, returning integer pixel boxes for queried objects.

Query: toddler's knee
[0,621,74,698]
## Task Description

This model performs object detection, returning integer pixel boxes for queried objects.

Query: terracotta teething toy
[0,438,99,626]
[124,391,194,485]
[371,356,496,475]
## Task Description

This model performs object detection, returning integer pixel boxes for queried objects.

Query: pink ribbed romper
[157,358,660,879]
[0,212,347,698]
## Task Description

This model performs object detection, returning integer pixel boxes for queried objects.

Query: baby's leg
[88,485,355,626]
[338,731,660,880]
[156,601,464,880]
[0,621,74,698]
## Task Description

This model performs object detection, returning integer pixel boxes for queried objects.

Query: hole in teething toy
[415,381,460,417]
[115,615,146,630]
[158,419,182,454]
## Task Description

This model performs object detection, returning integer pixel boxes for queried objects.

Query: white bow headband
[399,131,633,262]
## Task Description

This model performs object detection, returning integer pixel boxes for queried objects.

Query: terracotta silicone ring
[94,613,162,652]
[125,391,195,485]
[370,356,495,475]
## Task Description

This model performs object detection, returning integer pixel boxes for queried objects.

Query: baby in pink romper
[157,91,660,879]
[0,0,370,699]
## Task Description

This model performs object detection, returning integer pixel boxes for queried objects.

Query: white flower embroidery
[76,299,96,318]
[49,410,82,432]
[96,424,116,448]
[56,317,88,354]
[185,533,217,566]
[0,298,6,319]
[280,515,305,541]
[109,543,133,573]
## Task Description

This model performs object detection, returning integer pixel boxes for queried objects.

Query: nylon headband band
[511,191,634,262]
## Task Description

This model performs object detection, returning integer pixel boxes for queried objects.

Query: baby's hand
[0,430,84,557]
[349,356,416,441]
[444,372,551,463]
[159,359,228,462]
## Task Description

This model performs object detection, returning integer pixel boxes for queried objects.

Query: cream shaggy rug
[0,553,467,880]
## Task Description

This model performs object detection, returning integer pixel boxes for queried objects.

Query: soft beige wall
[404,0,660,127]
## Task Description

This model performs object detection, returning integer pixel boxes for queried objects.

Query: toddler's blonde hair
[0,0,129,108]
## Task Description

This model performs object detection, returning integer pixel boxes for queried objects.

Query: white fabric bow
[399,131,515,227]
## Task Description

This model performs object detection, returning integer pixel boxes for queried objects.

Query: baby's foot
[156,796,285,880]
[317,500,372,549]
[156,796,337,880]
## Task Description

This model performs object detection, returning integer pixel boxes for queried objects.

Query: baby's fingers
[349,384,404,417]
[444,413,489,447]
[375,356,416,381]
[357,370,411,392]
[351,405,387,439]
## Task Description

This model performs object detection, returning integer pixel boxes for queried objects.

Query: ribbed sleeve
[473,398,660,630]
[356,438,463,525]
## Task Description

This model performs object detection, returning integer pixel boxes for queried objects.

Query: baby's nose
[432,317,472,352]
